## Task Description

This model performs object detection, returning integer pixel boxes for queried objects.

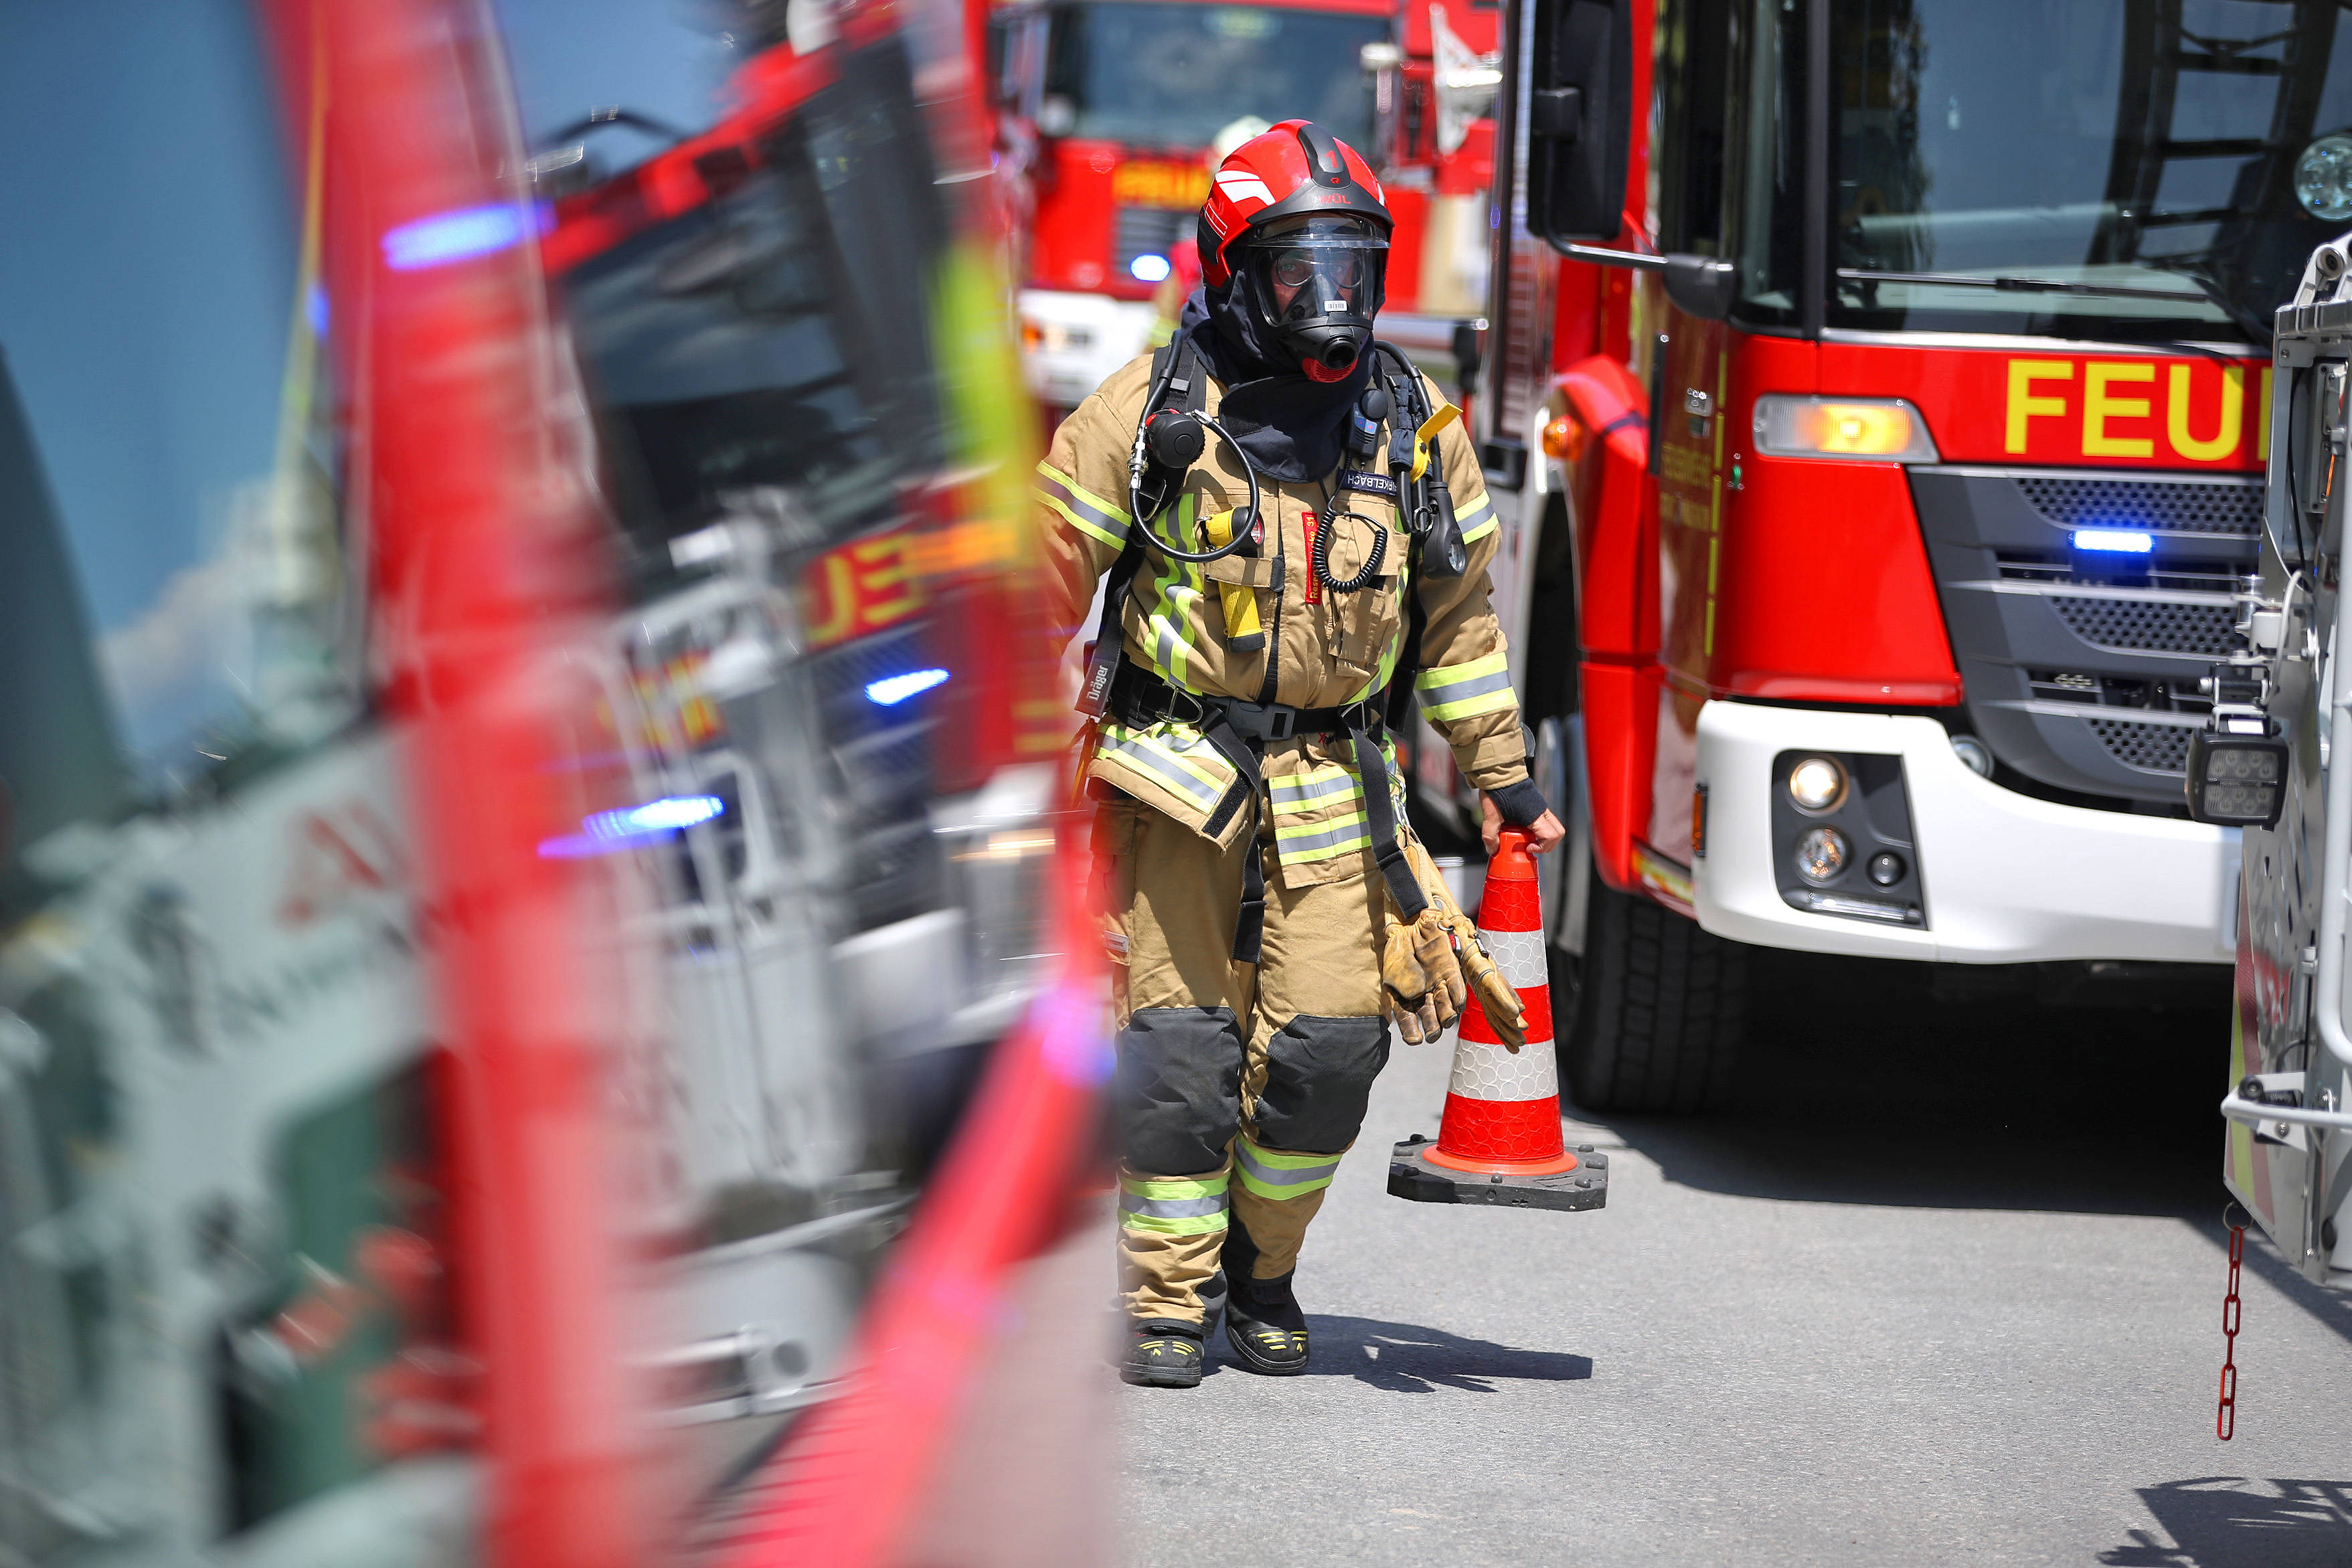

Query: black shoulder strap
[1078,338,1201,718]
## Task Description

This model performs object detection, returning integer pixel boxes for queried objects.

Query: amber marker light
[1752,394,1940,462]
[1540,411,1588,462]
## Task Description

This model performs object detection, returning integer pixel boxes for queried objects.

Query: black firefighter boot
[1220,1221,1309,1375]
[1122,1320,1207,1388]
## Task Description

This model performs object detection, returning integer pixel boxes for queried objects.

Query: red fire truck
[1453,0,2343,1110]
[989,0,1503,406]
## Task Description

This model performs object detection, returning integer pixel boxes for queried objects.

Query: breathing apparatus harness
[1078,327,1473,961]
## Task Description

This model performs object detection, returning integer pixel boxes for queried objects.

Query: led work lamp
[2183,729,2290,828]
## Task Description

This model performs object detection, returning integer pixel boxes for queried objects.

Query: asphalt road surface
[1115,949,2352,1567]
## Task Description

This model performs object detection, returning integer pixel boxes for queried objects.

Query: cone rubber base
[1387,1134,1608,1211]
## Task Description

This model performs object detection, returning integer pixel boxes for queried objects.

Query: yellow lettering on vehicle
[2167,362,2244,462]
[2005,359,2074,453]
[2083,361,2155,457]
[1110,161,1211,210]
[2260,365,2275,456]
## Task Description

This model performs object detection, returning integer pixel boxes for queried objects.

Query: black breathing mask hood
[1179,282,1372,485]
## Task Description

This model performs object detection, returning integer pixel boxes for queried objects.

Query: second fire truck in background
[989,0,1503,405]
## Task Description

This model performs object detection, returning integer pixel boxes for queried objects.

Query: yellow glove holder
[1203,509,1264,653]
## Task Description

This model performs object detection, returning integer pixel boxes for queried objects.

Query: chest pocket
[1305,499,1407,693]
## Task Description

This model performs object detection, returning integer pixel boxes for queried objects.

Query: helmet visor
[1249,215,1388,323]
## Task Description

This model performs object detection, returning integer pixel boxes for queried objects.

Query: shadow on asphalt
[1274,1315,1592,1393]
[2098,1476,2352,1567]
[1564,947,2234,1217]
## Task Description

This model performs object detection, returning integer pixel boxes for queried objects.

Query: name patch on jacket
[1339,469,1399,500]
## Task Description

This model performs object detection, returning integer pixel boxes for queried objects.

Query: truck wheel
[1553,852,1747,1113]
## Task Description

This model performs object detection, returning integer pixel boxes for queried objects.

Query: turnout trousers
[1101,794,1391,1325]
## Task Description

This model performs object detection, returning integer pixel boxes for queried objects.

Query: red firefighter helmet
[1197,119,1391,289]
[1197,120,1392,373]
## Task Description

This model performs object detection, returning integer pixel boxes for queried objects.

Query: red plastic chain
[2217,1215,2245,1440]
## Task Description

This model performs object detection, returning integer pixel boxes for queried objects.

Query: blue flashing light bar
[1129,253,1173,283]
[537,794,726,858]
[384,203,543,271]
[866,668,951,705]
[2071,528,2155,555]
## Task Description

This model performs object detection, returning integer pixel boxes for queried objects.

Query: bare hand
[1482,795,1566,857]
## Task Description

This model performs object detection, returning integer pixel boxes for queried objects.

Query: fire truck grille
[1113,206,1191,278]
[2085,717,2197,774]
[1911,466,2258,810]
[2046,594,2237,656]
[2015,475,2263,536]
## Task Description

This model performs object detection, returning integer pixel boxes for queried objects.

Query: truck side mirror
[1663,255,1738,321]
[1525,0,1633,245]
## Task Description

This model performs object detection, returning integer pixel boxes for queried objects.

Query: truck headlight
[1787,755,1847,812]
[1752,395,1940,462]
[2185,731,2288,828]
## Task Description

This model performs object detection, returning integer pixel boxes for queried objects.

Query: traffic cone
[1388,828,1608,1213]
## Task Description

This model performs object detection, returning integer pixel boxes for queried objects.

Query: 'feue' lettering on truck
[1456,0,2352,1113]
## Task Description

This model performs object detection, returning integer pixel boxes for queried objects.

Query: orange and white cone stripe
[1424,829,1580,1176]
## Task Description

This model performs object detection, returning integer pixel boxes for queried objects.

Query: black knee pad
[1115,1007,1244,1174]
[1251,1014,1390,1154]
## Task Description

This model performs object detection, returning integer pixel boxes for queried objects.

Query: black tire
[1553,851,1747,1112]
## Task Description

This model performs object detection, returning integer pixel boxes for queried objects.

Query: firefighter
[1035,120,1563,1388]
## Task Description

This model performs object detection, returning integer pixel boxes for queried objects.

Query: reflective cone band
[1424,828,1580,1176]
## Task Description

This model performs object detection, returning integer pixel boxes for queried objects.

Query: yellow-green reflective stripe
[1120,1172,1228,1201]
[1120,1207,1229,1236]
[1137,493,1200,686]
[1457,491,1497,543]
[1037,462,1131,530]
[1098,729,1226,809]
[1039,489,1125,550]
[1118,1158,1230,1233]
[1417,652,1515,720]
[1235,1142,1341,1198]
[1274,809,1368,850]
[1269,770,1361,808]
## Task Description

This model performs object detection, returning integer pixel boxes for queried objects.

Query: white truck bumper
[1016,288,1158,409]
[1691,699,2239,964]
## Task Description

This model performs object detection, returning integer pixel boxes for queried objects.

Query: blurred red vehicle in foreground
[0,1,1104,1564]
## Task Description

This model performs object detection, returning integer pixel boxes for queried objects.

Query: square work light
[2184,729,2290,829]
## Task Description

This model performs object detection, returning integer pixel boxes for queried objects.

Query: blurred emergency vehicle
[988,0,1502,406]
[1451,0,2345,1110]
[0,1,1100,1565]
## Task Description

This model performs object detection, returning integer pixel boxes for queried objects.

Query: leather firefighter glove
[1396,835,1529,1049]
[1379,832,1470,1045]
[1381,901,1466,1044]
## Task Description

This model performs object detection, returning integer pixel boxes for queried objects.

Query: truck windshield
[1043,1,1385,149]
[1738,0,2352,342]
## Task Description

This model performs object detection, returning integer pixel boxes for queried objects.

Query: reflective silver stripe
[1458,491,1497,541]
[1275,816,1371,859]
[1416,656,1515,721]
[1234,1145,1340,1188]
[1118,1191,1230,1219]
[1448,1033,1560,1100]
[1477,926,1546,988]
[1270,771,1362,808]
[1098,730,1226,809]
[1037,464,1130,546]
